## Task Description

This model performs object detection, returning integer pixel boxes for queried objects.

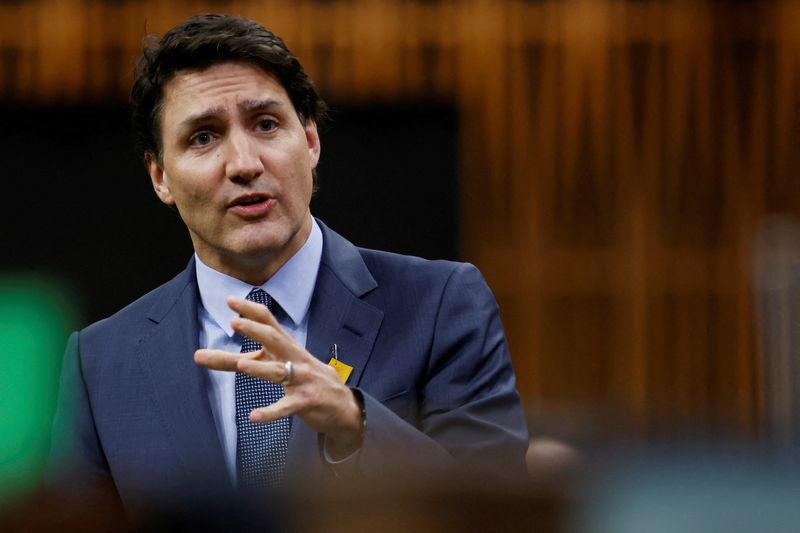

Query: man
[50,13,528,515]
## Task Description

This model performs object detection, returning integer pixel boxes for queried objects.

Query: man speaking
[50,13,528,514]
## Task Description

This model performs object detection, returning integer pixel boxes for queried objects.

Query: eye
[257,119,277,132]
[189,131,214,146]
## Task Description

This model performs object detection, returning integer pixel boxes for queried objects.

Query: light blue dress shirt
[195,219,323,484]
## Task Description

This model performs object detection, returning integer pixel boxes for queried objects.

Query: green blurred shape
[0,277,77,508]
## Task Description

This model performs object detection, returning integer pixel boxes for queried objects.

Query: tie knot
[246,288,274,310]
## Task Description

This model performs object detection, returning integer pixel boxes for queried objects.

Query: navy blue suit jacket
[51,221,528,512]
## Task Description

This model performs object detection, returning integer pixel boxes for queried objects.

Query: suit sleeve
[353,263,529,478]
[47,331,116,494]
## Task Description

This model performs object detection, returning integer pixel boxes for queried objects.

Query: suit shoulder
[80,268,193,340]
[357,247,484,289]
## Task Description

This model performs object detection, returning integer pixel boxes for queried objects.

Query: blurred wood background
[3,0,799,441]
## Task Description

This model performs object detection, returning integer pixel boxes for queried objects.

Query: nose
[224,129,264,182]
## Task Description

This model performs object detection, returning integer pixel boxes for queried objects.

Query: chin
[237,236,291,259]
[233,242,281,260]
[224,221,305,263]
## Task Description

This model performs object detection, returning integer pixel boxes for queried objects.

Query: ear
[146,152,175,205]
[304,121,321,169]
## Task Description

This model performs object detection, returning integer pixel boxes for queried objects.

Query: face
[148,62,320,284]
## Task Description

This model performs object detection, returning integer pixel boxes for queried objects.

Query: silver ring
[280,360,293,386]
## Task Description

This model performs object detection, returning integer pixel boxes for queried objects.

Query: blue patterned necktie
[235,288,291,488]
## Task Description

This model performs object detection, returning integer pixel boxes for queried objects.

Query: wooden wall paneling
[400,0,430,98]
[324,0,356,100]
[538,2,621,414]
[539,293,619,408]
[771,0,800,215]
[4,0,795,439]
[111,0,135,100]
[661,2,718,248]
[742,34,769,436]
[497,2,553,407]
[554,0,615,249]
[84,0,108,99]
[345,0,393,100]
[634,35,666,428]
[138,0,179,41]
[245,2,298,44]
[753,0,800,444]
[609,6,656,424]
[103,0,134,99]
[751,218,800,447]
[398,0,421,98]
[610,38,644,421]
[719,31,764,434]
[290,0,324,86]
[457,0,514,252]
[426,0,459,100]
[652,3,710,427]
[527,31,560,267]
[0,2,18,98]
[499,4,534,404]
[11,1,39,103]
[644,292,711,430]
[747,6,778,438]
[34,0,84,102]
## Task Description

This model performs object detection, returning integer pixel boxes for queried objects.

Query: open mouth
[237,196,266,206]
[232,194,270,207]
[228,194,275,217]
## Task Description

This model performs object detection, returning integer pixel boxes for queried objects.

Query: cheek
[288,171,313,207]
[169,162,217,201]
[272,156,312,196]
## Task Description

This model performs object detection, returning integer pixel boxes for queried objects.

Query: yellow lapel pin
[327,343,353,383]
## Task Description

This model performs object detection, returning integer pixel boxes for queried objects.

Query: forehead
[161,62,292,123]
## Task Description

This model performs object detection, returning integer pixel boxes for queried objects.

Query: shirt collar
[195,218,323,338]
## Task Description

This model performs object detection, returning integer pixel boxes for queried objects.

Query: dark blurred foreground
[4,445,800,533]
[0,473,563,533]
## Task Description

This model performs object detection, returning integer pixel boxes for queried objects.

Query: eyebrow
[178,99,285,131]
[239,98,284,114]
[179,106,225,131]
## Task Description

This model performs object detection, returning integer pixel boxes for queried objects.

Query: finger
[230,317,301,361]
[227,296,282,329]
[250,395,303,424]
[237,358,292,384]
[194,348,259,371]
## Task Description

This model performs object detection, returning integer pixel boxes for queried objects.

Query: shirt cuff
[319,388,366,470]
[322,440,361,464]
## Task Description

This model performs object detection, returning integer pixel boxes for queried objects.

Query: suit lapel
[136,260,230,487]
[135,225,383,477]
[304,265,384,382]
[286,221,384,467]
[306,221,384,385]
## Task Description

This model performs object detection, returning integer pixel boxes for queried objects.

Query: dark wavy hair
[131,13,327,166]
